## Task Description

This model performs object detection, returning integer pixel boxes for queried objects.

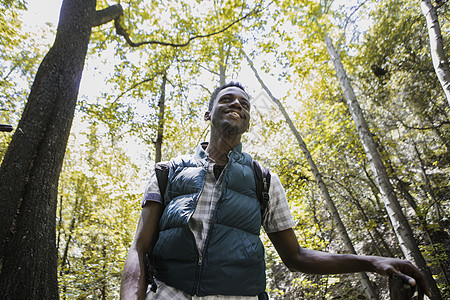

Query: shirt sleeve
[262,171,295,233]
[141,168,163,208]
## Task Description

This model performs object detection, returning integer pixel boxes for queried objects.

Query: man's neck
[206,131,241,166]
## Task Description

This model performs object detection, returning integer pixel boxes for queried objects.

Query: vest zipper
[198,253,203,266]
[192,161,209,295]
[194,161,229,295]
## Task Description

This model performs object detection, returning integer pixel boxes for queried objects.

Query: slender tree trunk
[219,60,226,86]
[324,34,442,299]
[395,176,450,287]
[412,142,445,221]
[0,1,122,298]
[60,196,80,271]
[362,162,385,212]
[218,45,230,86]
[155,74,167,163]
[245,53,379,300]
[420,0,450,106]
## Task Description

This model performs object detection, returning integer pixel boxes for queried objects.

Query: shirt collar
[194,142,242,160]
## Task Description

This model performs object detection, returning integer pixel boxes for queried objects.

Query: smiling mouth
[227,111,241,118]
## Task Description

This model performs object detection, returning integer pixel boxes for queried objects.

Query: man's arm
[268,228,431,299]
[120,202,163,300]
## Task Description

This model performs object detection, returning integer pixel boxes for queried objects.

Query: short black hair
[208,81,249,111]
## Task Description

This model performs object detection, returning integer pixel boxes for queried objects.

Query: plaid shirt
[142,158,294,300]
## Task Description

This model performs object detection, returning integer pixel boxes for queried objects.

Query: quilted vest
[152,143,266,296]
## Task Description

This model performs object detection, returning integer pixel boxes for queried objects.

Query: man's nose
[229,98,242,109]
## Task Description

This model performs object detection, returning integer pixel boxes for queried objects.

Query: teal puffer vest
[152,143,266,296]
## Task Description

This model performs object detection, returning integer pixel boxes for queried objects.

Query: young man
[120,82,431,300]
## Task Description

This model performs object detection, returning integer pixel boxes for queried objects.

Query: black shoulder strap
[146,162,170,292]
[155,162,170,200]
[252,160,271,215]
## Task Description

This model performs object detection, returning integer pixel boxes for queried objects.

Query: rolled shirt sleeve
[141,168,163,207]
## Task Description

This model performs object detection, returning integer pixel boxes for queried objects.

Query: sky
[23,0,62,29]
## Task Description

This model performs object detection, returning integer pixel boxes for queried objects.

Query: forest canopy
[0,0,448,299]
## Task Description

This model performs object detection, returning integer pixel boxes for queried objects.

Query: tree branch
[436,0,449,9]
[336,0,370,49]
[111,76,158,105]
[1,65,18,82]
[397,118,450,130]
[114,9,256,48]
[93,4,124,27]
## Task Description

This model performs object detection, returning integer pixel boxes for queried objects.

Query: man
[120,82,431,300]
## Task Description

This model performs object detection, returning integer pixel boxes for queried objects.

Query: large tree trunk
[245,53,379,300]
[420,0,450,106]
[0,1,122,298]
[324,34,442,299]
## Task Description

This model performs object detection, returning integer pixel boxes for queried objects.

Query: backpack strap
[146,162,170,293]
[252,160,271,215]
[154,162,170,201]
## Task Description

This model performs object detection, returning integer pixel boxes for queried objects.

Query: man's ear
[204,111,210,121]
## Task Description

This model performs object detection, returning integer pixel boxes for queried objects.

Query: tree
[249,0,448,297]
[0,1,122,298]
[324,32,442,299]
[421,0,450,105]
[352,1,449,295]
[155,74,167,163]
[269,0,443,297]
[246,52,379,299]
[57,126,141,299]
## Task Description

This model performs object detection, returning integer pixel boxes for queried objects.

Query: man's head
[205,82,251,136]
[208,82,250,111]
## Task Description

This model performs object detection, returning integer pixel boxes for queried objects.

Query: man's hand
[370,257,431,300]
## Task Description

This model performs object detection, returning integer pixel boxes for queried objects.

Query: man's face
[206,86,251,136]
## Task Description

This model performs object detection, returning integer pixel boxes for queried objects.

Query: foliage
[57,125,142,299]
[0,0,48,159]
[248,0,449,298]
[1,0,449,298]
[351,0,450,296]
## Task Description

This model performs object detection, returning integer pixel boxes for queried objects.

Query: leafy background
[1,0,448,298]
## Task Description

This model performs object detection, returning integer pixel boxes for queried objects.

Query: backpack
[146,160,271,294]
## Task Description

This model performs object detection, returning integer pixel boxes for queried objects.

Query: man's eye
[241,101,250,109]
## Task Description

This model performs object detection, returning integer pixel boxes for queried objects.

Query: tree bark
[324,34,442,299]
[0,0,122,298]
[420,0,450,106]
[245,53,379,300]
